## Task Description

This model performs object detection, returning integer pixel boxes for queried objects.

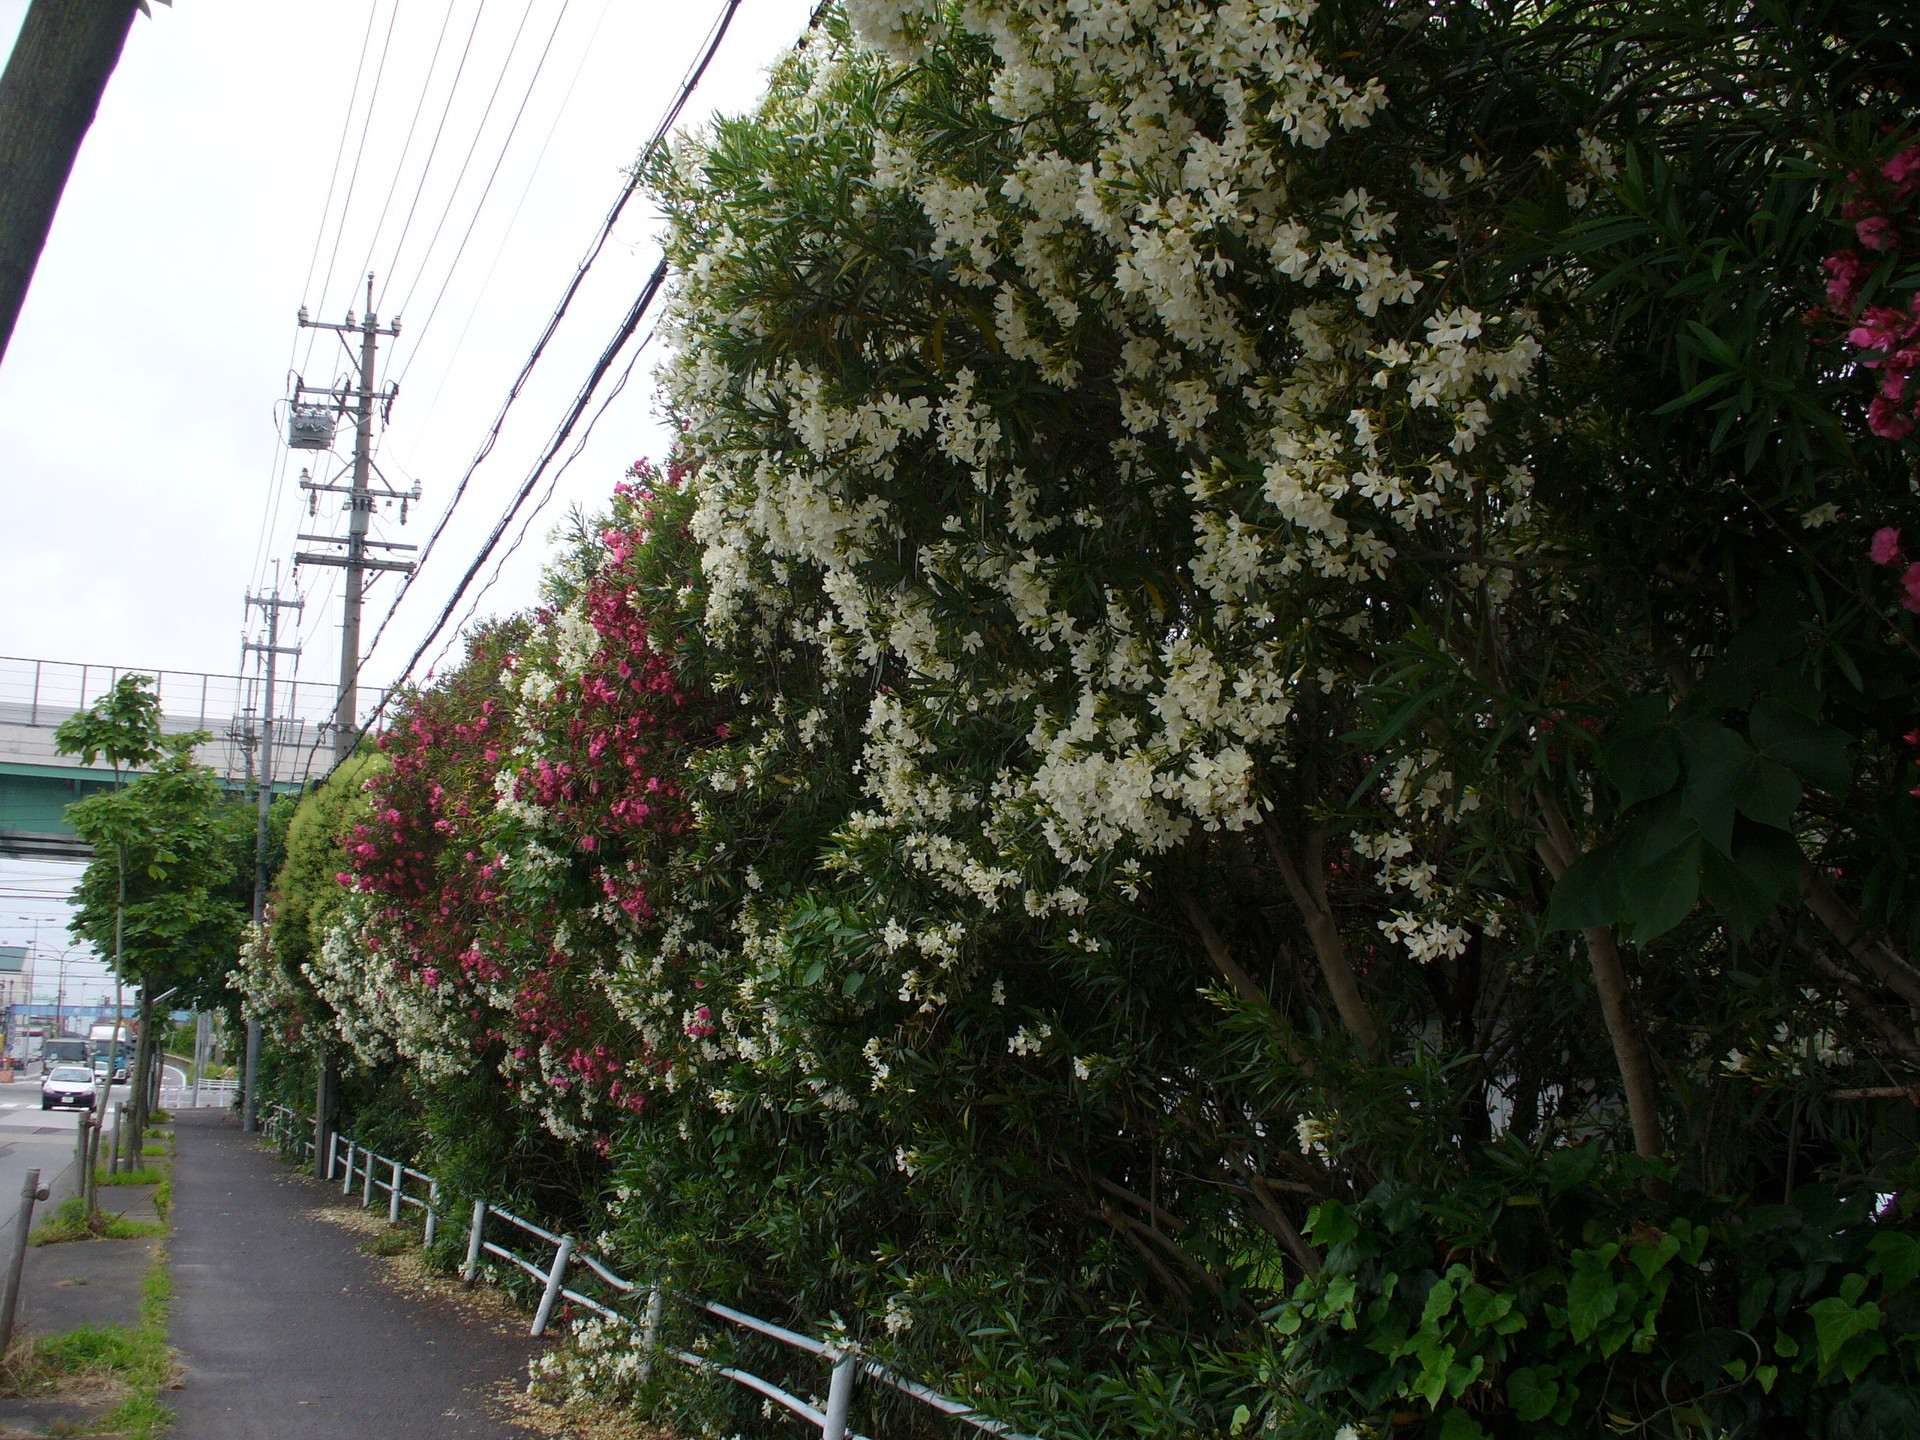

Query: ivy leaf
[1732,757,1800,830]
[1678,722,1752,856]
[1567,1253,1627,1342]
[1544,843,1623,932]
[1750,699,1850,792]
[1700,824,1801,938]
[1619,833,1703,944]
[1869,1233,1920,1295]
[1600,694,1679,806]
[1508,1366,1560,1423]
[1808,1293,1883,1376]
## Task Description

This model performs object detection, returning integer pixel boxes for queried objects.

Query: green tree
[65,734,248,1146]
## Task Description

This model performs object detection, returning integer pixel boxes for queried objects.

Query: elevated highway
[0,656,337,861]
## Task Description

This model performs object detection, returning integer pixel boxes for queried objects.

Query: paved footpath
[170,1110,538,1439]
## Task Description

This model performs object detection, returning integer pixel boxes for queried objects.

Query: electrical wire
[249,1,385,595]
[380,0,615,451]
[425,318,657,678]
[373,257,666,735]
[384,0,542,328]
[311,0,403,323]
[370,0,491,317]
[352,0,463,297]
[353,0,743,692]
[384,0,573,361]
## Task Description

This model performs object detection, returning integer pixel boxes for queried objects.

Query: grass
[30,1198,165,1247]
[104,1248,175,1438]
[358,1230,411,1258]
[2,1243,175,1437]
[95,1167,165,1188]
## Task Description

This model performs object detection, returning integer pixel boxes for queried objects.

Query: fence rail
[260,1105,1038,1440]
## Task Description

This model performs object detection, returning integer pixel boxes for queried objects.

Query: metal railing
[260,1105,1038,1440]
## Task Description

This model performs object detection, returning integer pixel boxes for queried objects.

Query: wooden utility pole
[0,0,143,365]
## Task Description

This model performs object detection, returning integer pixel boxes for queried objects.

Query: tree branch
[1799,863,1920,1010]
[1259,824,1381,1059]
[1535,784,1665,1158]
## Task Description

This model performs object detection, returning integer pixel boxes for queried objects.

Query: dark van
[40,1039,89,1068]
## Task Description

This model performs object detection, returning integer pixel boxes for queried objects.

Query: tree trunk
[1259,826,1380,1058]
[0,0,140,364]
[1534,787,1666,1159]
[126,983,154,1162]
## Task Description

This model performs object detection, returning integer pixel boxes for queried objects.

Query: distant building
[0,948,31,1010]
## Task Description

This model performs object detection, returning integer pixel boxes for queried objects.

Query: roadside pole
[0,1168,49,1357]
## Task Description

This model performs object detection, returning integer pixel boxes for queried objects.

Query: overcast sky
[0,0,819,974]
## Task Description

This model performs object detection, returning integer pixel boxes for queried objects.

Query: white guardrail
[261,1104,1039,1440]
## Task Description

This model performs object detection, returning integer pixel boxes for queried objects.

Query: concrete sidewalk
[170,1110,539,1439]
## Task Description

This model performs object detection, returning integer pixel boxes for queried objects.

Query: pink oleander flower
[1824,250,1872,307]
[1872,527,1905,565]
[1857,214,1901,253]
[1870,394,1918,440]
[1849,306,1916,354]
[1885,144,1920,191]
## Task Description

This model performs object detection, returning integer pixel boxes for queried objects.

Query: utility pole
[292,274,415,762]
[240,588,301,1132]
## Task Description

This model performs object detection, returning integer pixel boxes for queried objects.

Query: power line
[370,0,491,316]
[385,0,542,327]
[426,318,657,678]
[380,0,616,452]
[352,0,464,298]
[379,257,666,736]
[386,0,573,357]
[311,0,404,320]
[354,0,744,689]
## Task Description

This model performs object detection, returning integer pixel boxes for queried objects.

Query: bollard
[75,1115,95,1213]
[424,1180,440,1253]
[111,1102,125,1176]
[341,1140,355,1196]
[361,1152,374,1209]
[0,1168,49,1358]
[461,1199,486,1286]
[388,1159,403,1225]
[636,1283,666,1384]
[821,1351,858,1440]
[530,1235,575,1338]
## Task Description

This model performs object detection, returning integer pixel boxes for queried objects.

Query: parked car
[41,1066,96,1111]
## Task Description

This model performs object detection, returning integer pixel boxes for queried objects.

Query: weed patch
[96,1166,164,1187]
[358,1230,411,1258]
[31,1198,165,1246]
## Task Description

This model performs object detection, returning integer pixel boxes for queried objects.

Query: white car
[41,1066,96,1111]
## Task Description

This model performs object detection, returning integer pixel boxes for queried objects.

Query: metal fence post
[361,1152,374,1209]
[341,1140,355,1196]
[462,1200,486,1286]
[821,1351,858,1440]
[636,1283,666,1384]
[388,1159,403,1225]
[325,1130,339,1181]
[530,1235,575,1337]
[0,1168,48,1358]
[424,1180,440,1252]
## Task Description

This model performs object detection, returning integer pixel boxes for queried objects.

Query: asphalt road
[169,1110,538,1439]
[0,1065,191,1242]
